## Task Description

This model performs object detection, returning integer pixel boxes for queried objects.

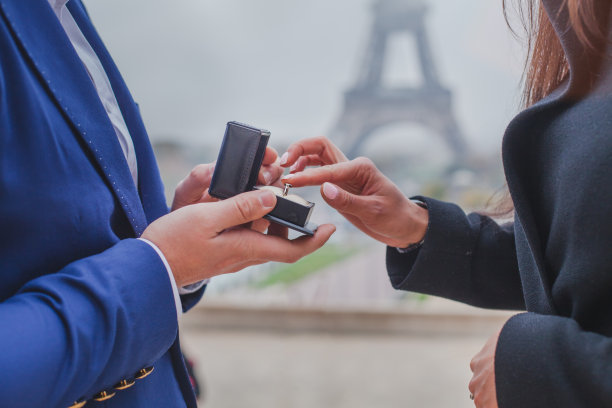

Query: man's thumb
[215,190,277,231]
[321,182,364,214]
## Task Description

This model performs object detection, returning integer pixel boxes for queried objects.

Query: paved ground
[181,329,489,408]
[183,242,515,407]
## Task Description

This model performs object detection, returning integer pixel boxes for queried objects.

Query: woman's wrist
[396,199,429,249]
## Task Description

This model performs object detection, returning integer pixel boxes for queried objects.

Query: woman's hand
[143,189,336,287]
[469,328,501,408]
[279,137,428,248]
[171,146,284,211]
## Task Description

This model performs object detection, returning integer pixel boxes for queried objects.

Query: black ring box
[209,121,317,236]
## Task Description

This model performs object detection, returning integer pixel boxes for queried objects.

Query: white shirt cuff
[138,238,207,320]
[179,280,208,295]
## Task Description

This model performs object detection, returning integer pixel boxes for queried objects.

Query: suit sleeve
[386,196,525,310]
[0,239,179,408]
[180,286,206,313]
[496,312,612,407]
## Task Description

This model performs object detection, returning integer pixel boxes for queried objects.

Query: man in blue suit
[0,0,335,407]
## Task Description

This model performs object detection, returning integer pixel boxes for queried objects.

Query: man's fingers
[197,189,218,204]
[262,146,279,165]
[251,218,271,233]
[172,163,216,210]
[258,163,284,185]
[267,221,289,239]
[220,224,335,263]
[245,224,336,263]
[258,147,283,185]
[209,190,277,232]
[280,136,347,168]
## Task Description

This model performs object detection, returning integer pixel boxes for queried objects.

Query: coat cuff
[495,313,557,407]
[386,196,474,294]
[494,312,609,407]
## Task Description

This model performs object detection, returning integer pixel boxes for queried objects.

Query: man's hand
[142,189,336,287]
[171,146,284,211]
[469,328,501,408]
[280,137,427,248]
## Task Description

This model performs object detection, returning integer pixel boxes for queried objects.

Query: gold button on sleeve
[134,366,154,380]
[114,379,135,390]
[92,390,116,402]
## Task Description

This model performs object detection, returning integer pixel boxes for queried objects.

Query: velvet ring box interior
[209,121,317,236]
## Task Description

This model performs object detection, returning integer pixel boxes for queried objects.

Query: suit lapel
[68,0,170,224]
[0,0,148,235]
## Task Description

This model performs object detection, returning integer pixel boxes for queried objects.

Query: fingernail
[283,173,294,180]
[289,163,298,172]
[280,152,289,166]
[263,170,272,184]
[259,191,276,208]
[323,183,338,200]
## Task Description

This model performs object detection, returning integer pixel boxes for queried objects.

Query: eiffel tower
[331,0,467,160]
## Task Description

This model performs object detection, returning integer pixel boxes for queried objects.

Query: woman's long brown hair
[486,0,607,218]
[505,0,607,108]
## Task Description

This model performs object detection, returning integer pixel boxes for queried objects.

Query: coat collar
[502,94,567,314]
[0,0,151,235]
[502,0,611,313]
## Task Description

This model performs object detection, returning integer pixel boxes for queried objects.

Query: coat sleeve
[386,196,525,310]
[496,312,612,407]
[0,239,179,408]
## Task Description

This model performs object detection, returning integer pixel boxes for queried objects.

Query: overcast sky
[83,0,526,156]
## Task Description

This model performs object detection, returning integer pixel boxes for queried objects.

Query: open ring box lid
[209,121,317,236]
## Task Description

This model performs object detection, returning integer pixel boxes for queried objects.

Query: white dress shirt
[47,0,204,320]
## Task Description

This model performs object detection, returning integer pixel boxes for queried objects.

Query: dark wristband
[395,199,427,253]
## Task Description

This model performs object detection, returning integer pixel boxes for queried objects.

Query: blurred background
[84,0,524,406]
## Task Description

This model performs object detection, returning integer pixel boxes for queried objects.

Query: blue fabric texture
[386,0,612,406]
[0,0,203,406]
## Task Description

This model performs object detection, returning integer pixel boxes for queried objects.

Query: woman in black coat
[277,0,612,406]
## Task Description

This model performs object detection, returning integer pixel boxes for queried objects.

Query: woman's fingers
[468,329,501,408]
[281,158,372,188]
[289,155,324,173]
[320,182,377,217]
[280,136,347,168]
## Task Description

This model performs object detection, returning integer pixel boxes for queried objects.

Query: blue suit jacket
[0,0,203,407]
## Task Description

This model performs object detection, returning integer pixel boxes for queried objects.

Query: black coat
[386,1,612,406]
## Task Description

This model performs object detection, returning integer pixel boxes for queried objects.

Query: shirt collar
[47,0,70,17]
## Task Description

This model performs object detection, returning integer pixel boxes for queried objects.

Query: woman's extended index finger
[280,137,347,168]
[281,161,359,187]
